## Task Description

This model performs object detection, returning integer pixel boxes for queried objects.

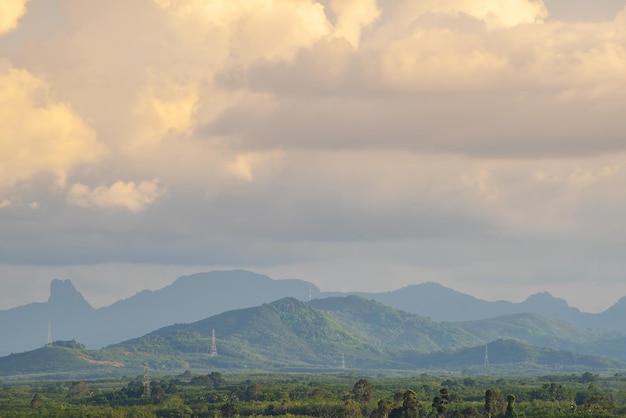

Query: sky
[2,0,626,313]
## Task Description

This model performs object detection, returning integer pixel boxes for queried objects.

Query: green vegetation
[3,371,626,417]
[2,297,625,380]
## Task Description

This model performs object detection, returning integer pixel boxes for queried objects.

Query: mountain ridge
[2,296,623,378]
[0,270,623,356]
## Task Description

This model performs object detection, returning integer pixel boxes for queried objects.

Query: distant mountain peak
[524,291,567,306]
[48,279,92,309]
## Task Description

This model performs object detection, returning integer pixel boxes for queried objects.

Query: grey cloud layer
[1,0,626,311]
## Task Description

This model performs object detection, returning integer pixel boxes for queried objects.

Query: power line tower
[484,344,489,367]
[308,285,312,302]
[143,363,151,398]
[47,321,53,347]
[340,353,346,369]
[210,329,218,357]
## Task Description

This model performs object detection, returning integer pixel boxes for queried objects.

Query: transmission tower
[210,329,218,357]
[340,353,346,369]
[143,363,151,398]
[484,344,489,367]
[308,285,312,302]
[47,321,53,347]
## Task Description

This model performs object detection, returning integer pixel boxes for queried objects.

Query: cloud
[153,0,332,63]
[0,66,105,191]
[383,0,547,29]
[129,77,199,149]
[0,0,29,35]
[67,180,165,212]
[2,0,626,313]
[328,0,380,46]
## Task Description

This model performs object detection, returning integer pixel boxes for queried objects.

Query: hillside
[309,296,481,351]
[112,297,393,370]
[399,339,626,374]
[455,313,599,351]
[0,344,125,378]
[2,296,625,378]
[107,296,624,373]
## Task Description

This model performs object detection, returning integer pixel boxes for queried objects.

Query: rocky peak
[47,279,93,310]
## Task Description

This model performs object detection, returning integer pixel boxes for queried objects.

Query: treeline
[1,371,626,417]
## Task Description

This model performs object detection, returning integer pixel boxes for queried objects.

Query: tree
[505,394,517,417]
[580,372,596,383]
[30,393,44,409]
[221,400,238,418]
[372,399,393,418]
[245,383,263,401]
[484,389,504,418]
[68,381,89,401]
[402,390,419,418]
[344,399,362,418]
[352,379,374,403]
[432,388,449,418]
[585,394,617,415]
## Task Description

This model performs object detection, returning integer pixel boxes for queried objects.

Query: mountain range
[2,269,626,372]
[1,296,624,378]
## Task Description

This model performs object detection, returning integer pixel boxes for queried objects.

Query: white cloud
[67,180,165,212]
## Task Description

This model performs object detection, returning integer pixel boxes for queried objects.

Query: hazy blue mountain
[0,279,95,355]
[339,283,597,327]
[0,270,319,355]
[1,270,624,357]
[338,282,513,321]
[90,270,319,348]
[595,297,626,332]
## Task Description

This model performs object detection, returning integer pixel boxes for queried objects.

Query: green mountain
[398,339,625,374]
[0,343,126,378]
[455,313,599,351]
[1,296,624,378]
[111,297,392,370]
[309,295,481,351]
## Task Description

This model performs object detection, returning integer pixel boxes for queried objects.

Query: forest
[2,371,626,417]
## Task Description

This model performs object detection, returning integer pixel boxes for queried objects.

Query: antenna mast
[143,363,151,398]
[484,344,489,367]
[47,321,53,347]
[210,329,218,357]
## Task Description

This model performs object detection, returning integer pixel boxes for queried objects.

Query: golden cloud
[153,0,331,63]
[130,76,199,149]
[0,0,29,35]
[0,67,105,191]
[67,180,165,213]
[329,0,380,46]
